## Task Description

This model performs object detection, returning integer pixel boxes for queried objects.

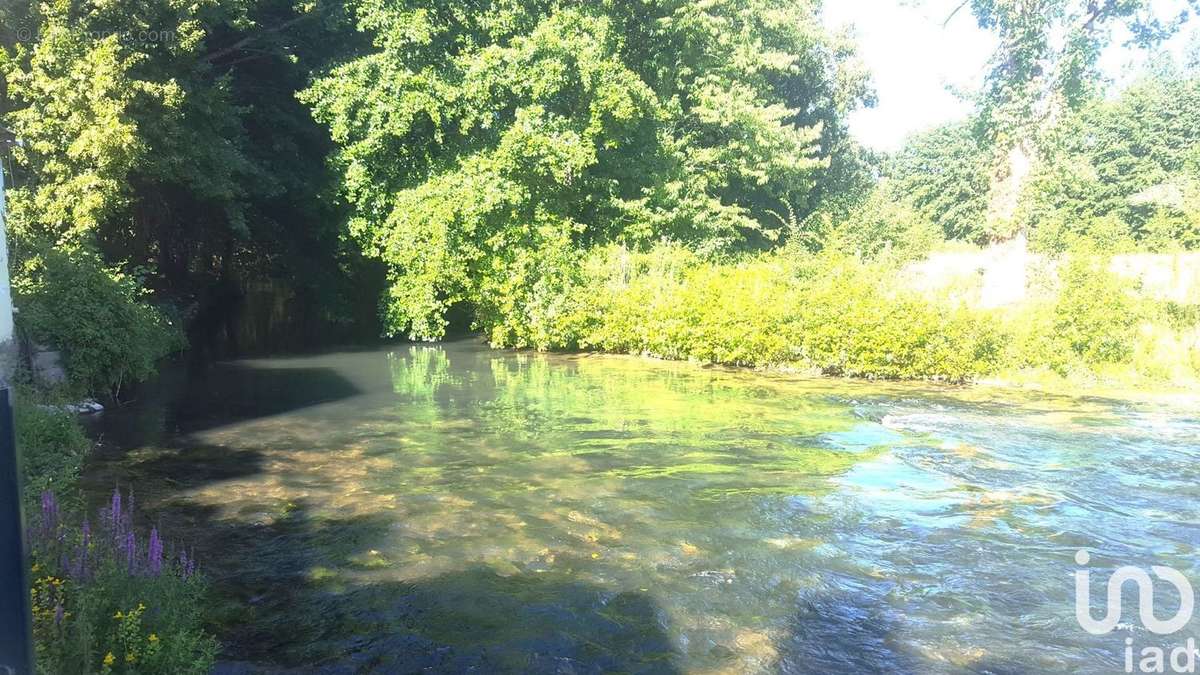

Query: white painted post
[0,153,14,377]
[0,133,34,675]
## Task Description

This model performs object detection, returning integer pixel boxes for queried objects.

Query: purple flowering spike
[41,491,58,533]
[74,518,92,580]
[147,527,163,576]
[110,489,122,533]
[183,548,196,579]
[124,531,136,574]
[53,603,64,626]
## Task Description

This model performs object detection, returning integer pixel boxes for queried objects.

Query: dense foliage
[304,0,872,339]
[477,244,1005,382]
[14,397,90,503]
[475,240,1200,385]
[5,0,1196,391]
[2,3,1199,673]
[12,248,183,397]
[878,67,1200,254]
[0,0,377,363]
[14,390,216,674]
[887,122,992,243]
[962,0,1195,228]
[1024,70,1200,252]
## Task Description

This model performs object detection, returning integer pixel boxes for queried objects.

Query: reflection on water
[83,341,1200,673]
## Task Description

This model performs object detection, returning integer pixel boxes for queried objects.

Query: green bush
[14,397,90,505]
[1141,207,1200,252]
[1160,301,1200,332]
[1052,254,1139,366]
[583,250,805,366]
[473,228,599,351]
[824,183,944,263]
[479,243,1185,387]
[788,255,1003,381]
[1029,212,1138,255]
[999,252,1141,376]
[12,248,185,398]
[484,245,1004,381]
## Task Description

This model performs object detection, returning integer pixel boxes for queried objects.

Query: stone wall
[904,242,1200,306]
[1110,252,1200,303]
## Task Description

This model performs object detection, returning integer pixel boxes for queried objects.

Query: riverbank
[475,243,1199,400]
[533,342,1200,411]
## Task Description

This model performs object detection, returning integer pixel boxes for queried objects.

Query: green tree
[304,0,871,339]
[961,0,1196,231]
[1,0,378,358]
[887,120,992,243]
[1023,70,1200,251]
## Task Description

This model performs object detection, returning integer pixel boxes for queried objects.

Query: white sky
[824,0,1197,152]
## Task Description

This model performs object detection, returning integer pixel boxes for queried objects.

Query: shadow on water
[90,359,366,451]
[84,376,682,674]
[163,362,364,435]
[778,592,920,674]
[777,592,1025,675]
[138,496,681,674]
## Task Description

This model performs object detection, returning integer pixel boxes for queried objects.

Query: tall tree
[0,0,378,348]
[962,0,1196,235]
[304,0,870,340]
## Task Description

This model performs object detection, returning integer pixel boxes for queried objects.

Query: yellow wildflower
[114,611,123,619]
[103,652,115,666]
[148,633,158,643]
[125,653,136,664]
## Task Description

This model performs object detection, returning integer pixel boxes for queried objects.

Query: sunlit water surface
[83,342,1200,673]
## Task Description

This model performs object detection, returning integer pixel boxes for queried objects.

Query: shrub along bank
[478,243,1199,388]
[13,391,219,675]
[10,257,213,673]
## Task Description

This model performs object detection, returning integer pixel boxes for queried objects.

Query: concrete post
[0,136,35,674]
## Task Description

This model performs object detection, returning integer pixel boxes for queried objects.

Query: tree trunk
[985,138,1034,240]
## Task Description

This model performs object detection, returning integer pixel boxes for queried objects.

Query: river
[81,341,1200,673]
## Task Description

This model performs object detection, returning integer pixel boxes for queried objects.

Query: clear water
[83,341,1200,673]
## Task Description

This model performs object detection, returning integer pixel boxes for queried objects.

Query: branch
[202,13,311,64]
[943,0,971,28]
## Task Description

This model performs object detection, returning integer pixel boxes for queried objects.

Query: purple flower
[180,548,196,580]
[110,489,122,531]
[40,491,58,533]
[124,531,136,574]
[147,527,163,576]
[68,518,92,580]
[53,603,64,626]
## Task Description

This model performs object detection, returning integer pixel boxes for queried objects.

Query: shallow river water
[83,341,1200,673]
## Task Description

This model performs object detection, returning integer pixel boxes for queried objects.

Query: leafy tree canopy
[0,0,371,330]
[967,0,1196,148]
[303,0,872,339]
[1023,67,1200,251]
[887,120,992,243]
